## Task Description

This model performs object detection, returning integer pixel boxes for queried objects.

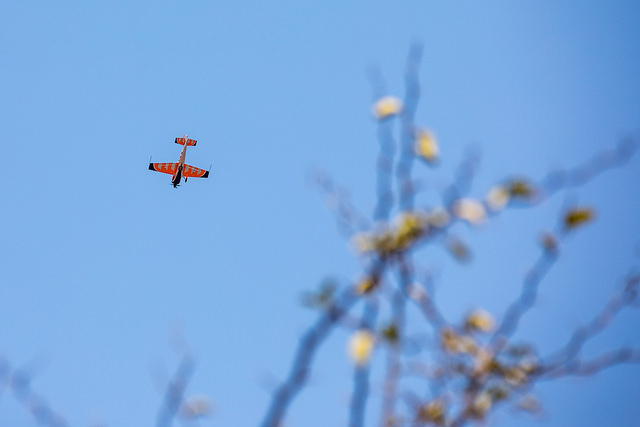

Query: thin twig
[396,42,423,212]
[491,250,559,346]
[543,271,640,368]
[540,348,640,379]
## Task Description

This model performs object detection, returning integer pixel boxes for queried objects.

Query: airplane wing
[183,164,209,178]
[175,137,197,146]
[149,162,179,175]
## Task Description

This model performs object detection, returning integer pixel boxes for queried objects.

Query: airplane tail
[175,137,197,146]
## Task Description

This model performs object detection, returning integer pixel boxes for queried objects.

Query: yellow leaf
[395,211,427,234]
[465,309,495,333]
[394,211,428,249]
[348,330,375,366]
[372,96,402,120]
[414,129,439,163]
[354,276,378,295]
[351,229,397,255]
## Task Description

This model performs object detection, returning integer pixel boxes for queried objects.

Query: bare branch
[156,354,196,427]
[396,41,423,212]
[261,257,388,427]
[0,358,68,427]
[313,170,371,237]
[539,137,638,199]
[492,249,559,346]
[349,299,379,427]
[368,67,398,222]
[540,348,640,379]
[542,271,640,369]
[442,149,481,209]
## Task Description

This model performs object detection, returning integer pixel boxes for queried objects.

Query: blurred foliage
[264,43,639,427]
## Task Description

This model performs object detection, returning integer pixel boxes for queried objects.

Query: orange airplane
[149,135,210,188]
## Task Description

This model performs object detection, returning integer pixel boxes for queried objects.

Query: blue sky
[1,1,639,426]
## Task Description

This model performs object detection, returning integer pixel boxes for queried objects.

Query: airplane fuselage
[172,140,188,188]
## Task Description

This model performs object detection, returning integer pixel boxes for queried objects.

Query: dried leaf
[302,281,336,309]
[519,355,539,374]
[504,367,528,386]
[416,400,446,425]
[507,179,536,200]
[381,323,399,344]
[473,347,494,376]
[487,386,509,402]
[453,199,487,225]
[471,392,492,418]
[446,237,471,263]
[539,232,559,253]
[427,207,450,228]
[407,282,428,302]
[441,328,476,354]
[372,230,397,254]
[486,186,510,212]
[180,396,212,419]
[564,207,595,230]
[351,232,376,253]
[516,395,542,415]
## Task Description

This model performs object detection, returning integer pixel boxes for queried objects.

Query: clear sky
[1,1,639,426]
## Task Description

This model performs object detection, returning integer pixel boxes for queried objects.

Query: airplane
[149,135,210,188]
